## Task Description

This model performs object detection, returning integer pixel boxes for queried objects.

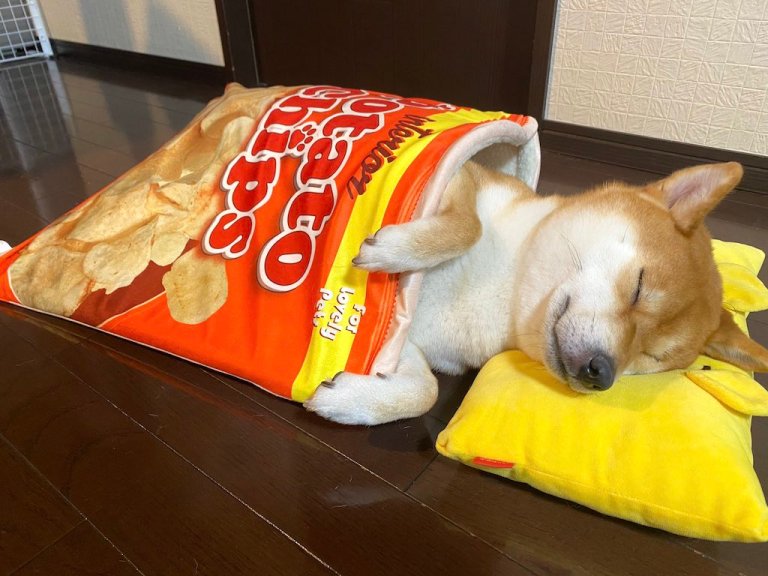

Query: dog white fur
[305,161,768,425]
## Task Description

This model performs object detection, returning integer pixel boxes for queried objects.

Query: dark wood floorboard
[0,437,81,574]
[0,320,334,576]
[0,56,767,575]
[408,457,745,576]
[53,57,222,105]
[0,306,528,575]
[11,521,141,576]
[211,369,445,491]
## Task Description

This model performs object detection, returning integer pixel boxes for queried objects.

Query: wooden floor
[1,57,767,576]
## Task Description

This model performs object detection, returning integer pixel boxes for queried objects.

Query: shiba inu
[306,161,768,425]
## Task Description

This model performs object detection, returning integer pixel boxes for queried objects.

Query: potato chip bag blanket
[0,84,540,402]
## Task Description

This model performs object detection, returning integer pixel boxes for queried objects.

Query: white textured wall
[38,0,224,66]
[546,0,768,155]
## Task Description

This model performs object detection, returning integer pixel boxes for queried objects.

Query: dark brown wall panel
[248,0,538,112]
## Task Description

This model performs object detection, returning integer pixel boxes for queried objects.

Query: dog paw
[304,372,387,425]
[351,225,413,273]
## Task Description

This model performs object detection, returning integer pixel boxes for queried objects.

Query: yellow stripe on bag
[291,109,509,401]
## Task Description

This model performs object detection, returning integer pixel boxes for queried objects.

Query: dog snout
[576,354,615,391]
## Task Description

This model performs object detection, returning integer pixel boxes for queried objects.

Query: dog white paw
[304,372,390,425]
[352,225,413,273]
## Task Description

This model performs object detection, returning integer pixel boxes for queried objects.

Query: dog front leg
[352,206,481,273]
[304,339,438,425]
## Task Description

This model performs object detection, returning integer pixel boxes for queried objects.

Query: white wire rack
[0,0,52,63]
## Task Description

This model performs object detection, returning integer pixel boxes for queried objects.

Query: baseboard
[51,40,229,86]
[540,120,768,195]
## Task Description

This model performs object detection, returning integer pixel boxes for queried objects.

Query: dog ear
[703,309,768,372]
[645,162,743,234]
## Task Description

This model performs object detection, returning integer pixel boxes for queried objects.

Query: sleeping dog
[306,161,768,424]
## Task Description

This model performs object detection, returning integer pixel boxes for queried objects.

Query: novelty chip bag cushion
[0,83,540,402]
[436,241,768,542]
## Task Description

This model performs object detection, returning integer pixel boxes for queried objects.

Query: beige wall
[546,0,768,156]
[38,0,224,66]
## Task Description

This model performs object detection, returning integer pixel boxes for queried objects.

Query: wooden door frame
[527,0,557,120]
[214,0,262,86]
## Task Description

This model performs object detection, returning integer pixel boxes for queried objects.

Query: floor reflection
[0,58,71,168]
[0,58,85,222]
[0,55,215,230]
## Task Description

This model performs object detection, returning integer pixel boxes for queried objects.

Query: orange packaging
[0,85,540,401]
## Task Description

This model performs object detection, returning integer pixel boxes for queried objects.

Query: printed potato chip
[83,219,156,293]
[27,220,69,252]
[150,231,188,266]
[168,119,253,242]
[196,116,256,189]
[174,136,219,180]
[181,189,222,240]
[145,183,182,217]
[156,180,198,211]
[199,84,285,137]
[27,196,98,252]
[218,116,257,154]
[162,249,228,324]
[133,151,188,184]
[69,184,151,243]
[155,212,186,236]
[8,245,90,316]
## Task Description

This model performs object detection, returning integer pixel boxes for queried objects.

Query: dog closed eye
[642,351,662,362]
[632,268,644,306]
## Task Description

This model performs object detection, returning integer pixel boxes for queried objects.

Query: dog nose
[577,354,615,390]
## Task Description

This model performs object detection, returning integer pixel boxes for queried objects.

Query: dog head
[514,162,768,392]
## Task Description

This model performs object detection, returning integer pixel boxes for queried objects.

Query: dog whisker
[515,331,543,340]
[516,331,542,336]
[560,233,583,272]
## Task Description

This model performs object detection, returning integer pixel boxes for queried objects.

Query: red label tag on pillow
[472,457,516,469]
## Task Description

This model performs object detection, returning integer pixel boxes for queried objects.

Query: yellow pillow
[436,240,768,542]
